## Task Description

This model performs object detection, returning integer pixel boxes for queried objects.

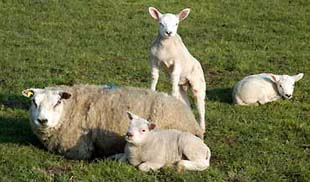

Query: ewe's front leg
[171,64,182,99]
[138,162,165,172]
[150,59,160,91]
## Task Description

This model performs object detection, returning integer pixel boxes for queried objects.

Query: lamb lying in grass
[148,7,207,132]
[232,73,304,105]
[112,112,211,172]
[22,84,203,159]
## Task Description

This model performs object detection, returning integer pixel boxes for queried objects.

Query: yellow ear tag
[27,91,34,97]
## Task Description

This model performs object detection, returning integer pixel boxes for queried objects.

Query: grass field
[1,0,310,181]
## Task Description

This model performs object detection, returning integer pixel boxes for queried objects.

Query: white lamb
[148,7,207,132]
[115,111,211,172]
[232,73,304,105]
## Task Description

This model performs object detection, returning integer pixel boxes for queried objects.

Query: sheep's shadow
[0,93,30,110]
[0,116,42,147]
[206,87,233,104]
[0,93,42,147]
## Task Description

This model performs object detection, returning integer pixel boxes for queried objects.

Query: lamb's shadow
[206,87,233,104]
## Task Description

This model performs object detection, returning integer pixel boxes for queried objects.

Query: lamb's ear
[149,7,162,20]
[59,92,71,100]
[270,74,279,83]
[178,8,190,21]
[148,123,156,130]
[293,73,304,82]
[126,111,138,120]
[22,89,38,98]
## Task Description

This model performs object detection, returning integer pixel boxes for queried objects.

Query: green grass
[1,0,310,181]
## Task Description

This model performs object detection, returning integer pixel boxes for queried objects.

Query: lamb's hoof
[176,161,186,173]
[138,163,151,172]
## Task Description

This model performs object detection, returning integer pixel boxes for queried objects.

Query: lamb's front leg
[171,64,181,99]
[138,162,165,172]
[150,58,160,91]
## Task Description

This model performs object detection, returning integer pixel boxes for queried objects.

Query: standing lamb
[148,7,207,132]
[22,84,203,160]
[119,111,211,172]
[232,73,304,105]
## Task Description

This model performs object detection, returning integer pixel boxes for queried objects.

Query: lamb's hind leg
[179,85,191,107]
[191,79,206,132]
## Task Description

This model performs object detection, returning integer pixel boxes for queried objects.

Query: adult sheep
[22,84,203,160]
[232,73,304,106]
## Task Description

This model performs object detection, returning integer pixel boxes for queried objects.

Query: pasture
[0,0,309,181]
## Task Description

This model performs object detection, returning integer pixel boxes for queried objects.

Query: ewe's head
[270,73,304,99]
[125,111,156,145]
[149,7,190,38]
[22,88,71,128]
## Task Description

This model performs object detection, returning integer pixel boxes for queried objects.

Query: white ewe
[22,85,203,159]
[113,112,211,172]
[232,73,304,105]
[148,7,206,132]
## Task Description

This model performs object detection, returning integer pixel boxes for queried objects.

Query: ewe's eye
[176,23,178,26]
[32,99,37,107]
[54,100,61,108]
[279,85,283,88]
[142,129,146,132]
[159,23,164,27]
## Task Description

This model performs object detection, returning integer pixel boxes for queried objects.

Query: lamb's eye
[142,129,146,132]
[32,99,37,107]
[176,23,178,26]
[159,23,164,26]
[279,85,283,88]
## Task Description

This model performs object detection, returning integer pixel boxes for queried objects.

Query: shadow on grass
[0,93,30,110]
[206,87,233,104]
[0,93,42,147]
[0,116,43,147]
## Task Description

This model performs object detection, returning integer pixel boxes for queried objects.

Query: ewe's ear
[178,8,190,21]
[149,7,162,20]
[22,89,37,98]
[126,111,138,120]
[293,73,304,82]
[270,74,279,83]
[148,123,156,130]
[59,92,71,100]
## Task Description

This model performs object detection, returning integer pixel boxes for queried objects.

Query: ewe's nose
[165,31,172,36]
[37,118,48,124]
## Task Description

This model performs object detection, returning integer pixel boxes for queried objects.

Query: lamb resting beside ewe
[22,84,203,160]
[114,112,211,172]
[232,73,304,106]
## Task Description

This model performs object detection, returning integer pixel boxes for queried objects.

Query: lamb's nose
[126,132,133,137]
[166,31,172,36]
[37,119,48,124]
[285,94,292,98]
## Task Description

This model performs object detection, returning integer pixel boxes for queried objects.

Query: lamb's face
[149,7,190,39]
[125,112,156,145]
[271,73,304,99]
[158,14,180,38]
[22,88,71,128]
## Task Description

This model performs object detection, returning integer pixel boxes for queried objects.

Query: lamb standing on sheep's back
[22,84,203,159]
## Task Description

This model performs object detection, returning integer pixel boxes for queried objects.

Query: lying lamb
[22,84,203,159]
[148,7,207,132]
[232,73,304,105]
[113,112,211,172]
